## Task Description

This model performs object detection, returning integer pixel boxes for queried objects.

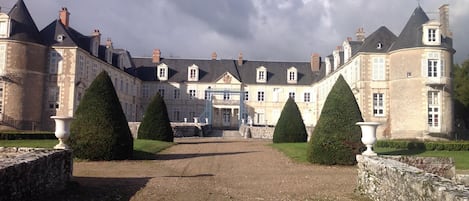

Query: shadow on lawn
[133,150,257,160]
[40,176,150,201]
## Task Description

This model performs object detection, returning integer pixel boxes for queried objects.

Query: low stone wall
[357,155,469,201]
[0,147,73,201]
[239,125,313,140]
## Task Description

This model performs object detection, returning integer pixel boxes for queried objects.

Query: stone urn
[356,122,380,156]
[51,116,73,149]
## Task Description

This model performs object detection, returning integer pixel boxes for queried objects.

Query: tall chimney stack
[211,52,217,60]
[439,4,451,38]
[237,52,243,66]
[152,49,161,63]
[311,53,320,72]
[59,7,70,28]
[356,27,365,41]
[105,38,112,48]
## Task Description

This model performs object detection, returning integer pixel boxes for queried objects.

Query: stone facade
[356,155,469,201]
[0,147,73,201]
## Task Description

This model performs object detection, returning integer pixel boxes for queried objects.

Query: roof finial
[417,0,421,7]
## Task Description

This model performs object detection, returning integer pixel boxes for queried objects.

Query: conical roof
[7,0,43,44]
[389,6,429,51]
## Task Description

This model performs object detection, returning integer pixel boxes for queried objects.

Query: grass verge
[271,142,469,170]
[0,139,174,160]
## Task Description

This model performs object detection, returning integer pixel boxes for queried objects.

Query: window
[0,17,9,38]
[188,64,199,81]
[287,67,297,84]
[428,91,440,128]
[372,57,385,80]
[428,29,436,42]
[373,93,384,116]
[174,89,180,99]
[289,92,295,100]
[157,64,168,81]
[223,91,230,100]
[173,111,180,121]
[159,68,165,78]
[0,44,6,75]
[158,88,165,97]
[256,66,267,83]
[427,59,438,77]
[0,82,3,113]
[273,88,280,102]
[142,85,149,98]
[48,87,60,109]
[257,91,265,101]
[189,89,196,99]
[304,92,311,102]
[244,91,249,101]
[49,51,63,74]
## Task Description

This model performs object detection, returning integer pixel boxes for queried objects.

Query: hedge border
[376,140,469,151]
[0,132,55,140]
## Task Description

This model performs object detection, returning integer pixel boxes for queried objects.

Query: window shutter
[440,58,445,77]
[421,58,427,77]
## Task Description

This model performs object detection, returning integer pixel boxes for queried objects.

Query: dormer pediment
[256,66,267,83]
[188,64,199,81]
[157,63,168,81]
[422,20,441,46]
[0,13,11,38]
[215,72,241,84]
[287,66,297,84]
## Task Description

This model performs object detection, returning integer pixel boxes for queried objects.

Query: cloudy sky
[1,0,468,64]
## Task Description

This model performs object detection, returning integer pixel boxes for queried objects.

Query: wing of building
[0,0,454,140]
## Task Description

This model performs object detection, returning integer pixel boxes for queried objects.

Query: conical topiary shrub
[137,92,174,142]
[69,71,133,160]
[307,75,364,165]
[273,97,308,143]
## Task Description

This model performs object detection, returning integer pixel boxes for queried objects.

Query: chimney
[237,52,243,66]
[59,7,70,28]
[356,27,365,41]
[211,52,217,60]
[439,4,452,38]
[347,37,352,41]
[152,49,161,63]
[105,38,112,48]
[311,53,320,72]
[336,46,342,51]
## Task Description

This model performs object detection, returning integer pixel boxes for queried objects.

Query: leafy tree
[69,71,133,160]
[138,93,174,142]
[273,97,307,143]
[453,59,469,139]
[307,75,364,165]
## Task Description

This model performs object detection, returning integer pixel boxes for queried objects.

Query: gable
[215,72,241,84]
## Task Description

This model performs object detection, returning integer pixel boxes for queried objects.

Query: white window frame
[256,66,267,83]
[304,92,311,102]
[422,22,441,46]
[188,64,199,81]
[189,89,196,100]
[289,92,295,100]
[0,14,10,38]
[373,93,385,117]
[157,63,168,81]
[287,67,297,84]
[174,89,180,99]
[244,91,249,101]
[0,44,6,75]
[257,91,265,102]
[0,82,4,114]
[372,57,385,81]
[428,91,440,129]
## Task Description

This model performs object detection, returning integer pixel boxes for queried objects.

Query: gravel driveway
[48,137,362,201]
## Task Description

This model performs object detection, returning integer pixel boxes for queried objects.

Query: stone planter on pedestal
[356,122,380,156]
[51,116,73,149]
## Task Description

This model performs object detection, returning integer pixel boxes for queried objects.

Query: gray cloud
[0,0,468,64]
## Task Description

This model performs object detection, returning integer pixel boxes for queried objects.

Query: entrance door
[222,109,231,127]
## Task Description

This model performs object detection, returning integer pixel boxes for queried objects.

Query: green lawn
[271,143,469,170]
[0,139,173,160]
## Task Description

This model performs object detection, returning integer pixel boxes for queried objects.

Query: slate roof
[349,41,364,56]
[40,20,91,51]
[358,26,397,53]
[389,6,428,51]
[6,0,43,44]
[237,60,316,85]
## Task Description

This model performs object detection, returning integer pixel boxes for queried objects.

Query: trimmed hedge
[307,75,364,165]
[138,93,174,142]
[376,140,469,151]
[0,131,55,140]
[69,71,133,160]
[273,97,308,143]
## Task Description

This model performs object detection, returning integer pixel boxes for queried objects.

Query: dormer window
[256,66,267,83]
[422,21,441,46]
[0,14,10,38]
[157,63,168,81]
[188,64,199,81]
[287,67,297,84]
